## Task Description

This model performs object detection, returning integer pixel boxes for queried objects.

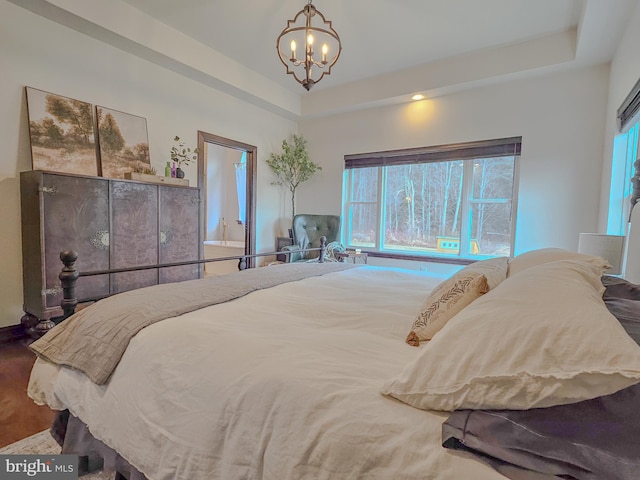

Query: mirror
[197,131,256,272]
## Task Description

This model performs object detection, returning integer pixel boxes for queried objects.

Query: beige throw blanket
[30,262,355,385]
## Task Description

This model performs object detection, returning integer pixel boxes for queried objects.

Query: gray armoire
[20,170,202,321]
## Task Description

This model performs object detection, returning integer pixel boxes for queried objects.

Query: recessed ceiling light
[411,94,425,101]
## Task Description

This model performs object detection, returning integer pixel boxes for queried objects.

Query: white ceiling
[11,0,639,118]
[121,0,586,92]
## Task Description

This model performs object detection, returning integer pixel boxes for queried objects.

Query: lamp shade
[578,233,625,275]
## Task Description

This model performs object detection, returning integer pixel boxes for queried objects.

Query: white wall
[0,2,296,328]
[300,65,610,259]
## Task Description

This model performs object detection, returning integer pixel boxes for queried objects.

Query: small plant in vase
[170,136,198,178]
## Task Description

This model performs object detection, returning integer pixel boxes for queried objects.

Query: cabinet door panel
[110,181,158,293]
[159,186,200,283]
[42,174,110,310]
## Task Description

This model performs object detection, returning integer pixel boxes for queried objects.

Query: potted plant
[123,164,159,182]
[266,134,321,217]
[132,164,157,175]
[170,136,198,178]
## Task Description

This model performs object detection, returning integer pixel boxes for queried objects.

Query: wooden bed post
[59,250,79,319]
[319,236,326,263]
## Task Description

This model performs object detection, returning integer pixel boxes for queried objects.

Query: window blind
[618,77,640,132]
[344,137,522,169]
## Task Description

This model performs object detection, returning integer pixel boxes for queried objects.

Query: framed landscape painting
[96,106,151,179]
[25,87,99,176]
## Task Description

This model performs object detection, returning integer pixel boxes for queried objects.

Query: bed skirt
[51,410,148,480]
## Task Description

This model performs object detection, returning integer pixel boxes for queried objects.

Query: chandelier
[276,1,342,91]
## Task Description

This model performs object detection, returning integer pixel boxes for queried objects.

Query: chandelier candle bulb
[291,40,297,61]
[322,44,328,63]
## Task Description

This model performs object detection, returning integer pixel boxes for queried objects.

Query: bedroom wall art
[96,106,150,179]
[25,87,99,176]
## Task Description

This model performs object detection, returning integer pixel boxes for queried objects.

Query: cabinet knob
[90,230,110,249]
[160,231,171,245]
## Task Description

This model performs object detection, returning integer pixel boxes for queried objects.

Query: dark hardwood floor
[0,339,56,448]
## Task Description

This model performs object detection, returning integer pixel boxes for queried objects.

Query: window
[609,76,640,235]
[608,122,637,235]
[342,137,521,259]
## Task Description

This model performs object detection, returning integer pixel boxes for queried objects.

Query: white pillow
[382,259,640,411]
[459,257,509,290]
[508,248,609,277]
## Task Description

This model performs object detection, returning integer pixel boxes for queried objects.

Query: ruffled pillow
[458,256,508,290]
[508,248,609,277]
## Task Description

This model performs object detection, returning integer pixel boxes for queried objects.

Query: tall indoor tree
[267,134,321,217]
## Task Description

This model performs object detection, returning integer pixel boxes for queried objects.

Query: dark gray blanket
[443,383,640,480]
[442,276,640,480]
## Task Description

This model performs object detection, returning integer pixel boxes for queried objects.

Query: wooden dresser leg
[29,319,56,338]
[21,312,55,339]
[20,312,39,329]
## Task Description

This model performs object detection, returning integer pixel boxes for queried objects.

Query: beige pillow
[458,257,509,290]
[406,271,489,346]
[508,248,609,277]
[384,259,640,411]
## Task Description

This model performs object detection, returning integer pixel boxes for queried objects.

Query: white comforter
[30,266,505,480]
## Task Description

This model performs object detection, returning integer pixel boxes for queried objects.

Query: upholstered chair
[281,214,341,262]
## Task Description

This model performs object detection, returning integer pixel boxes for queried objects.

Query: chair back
[292,214,341,259]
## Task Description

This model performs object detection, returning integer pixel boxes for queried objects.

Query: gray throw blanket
[30,262,356,385]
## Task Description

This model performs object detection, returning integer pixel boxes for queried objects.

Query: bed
[26,247,640,480]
